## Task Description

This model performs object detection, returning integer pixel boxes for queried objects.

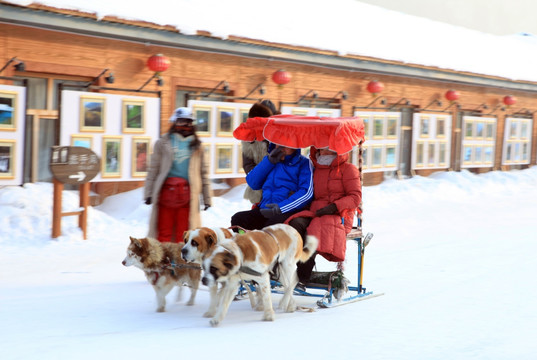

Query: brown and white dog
[181,227,234,264]
[181,227,234,317]
[201,223,318,327]
[122,236,201,312]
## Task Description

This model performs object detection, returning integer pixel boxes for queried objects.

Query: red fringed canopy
[233,115,365,154]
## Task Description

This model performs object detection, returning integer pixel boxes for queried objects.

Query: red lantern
[272,69,291,87]
[147,54,170,73]
[445,90,460,102]
[366,80,384,95]
[502,95,517,106]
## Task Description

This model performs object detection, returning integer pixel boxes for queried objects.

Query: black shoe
[295,282,306,292]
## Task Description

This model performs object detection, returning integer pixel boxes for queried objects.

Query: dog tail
[298,235,318,263]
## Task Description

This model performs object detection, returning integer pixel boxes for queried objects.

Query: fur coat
[144,133,212,239]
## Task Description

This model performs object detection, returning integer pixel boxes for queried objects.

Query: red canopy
[233,115,365,154]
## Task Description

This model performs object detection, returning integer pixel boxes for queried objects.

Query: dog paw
[210,318,220,327]
[186,300,195,306]
[156,307,165,312]
[254,304,264,311]
[262,311,275,321]
[203,311,215,318]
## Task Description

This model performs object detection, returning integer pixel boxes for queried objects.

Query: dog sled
[233,114,383,308]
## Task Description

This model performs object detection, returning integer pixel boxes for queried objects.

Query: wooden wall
[2,22,537,201]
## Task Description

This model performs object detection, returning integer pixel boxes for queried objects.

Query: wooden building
[1,1,536,203]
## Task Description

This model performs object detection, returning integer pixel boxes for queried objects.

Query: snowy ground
[1,167,537,359]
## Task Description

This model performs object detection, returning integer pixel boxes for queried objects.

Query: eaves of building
[2,2,537,93]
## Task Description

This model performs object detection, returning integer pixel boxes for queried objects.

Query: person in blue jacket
[231,143,314,230]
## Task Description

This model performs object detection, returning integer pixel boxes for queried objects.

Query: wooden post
[52,178,63,238]
[79,182,90,240]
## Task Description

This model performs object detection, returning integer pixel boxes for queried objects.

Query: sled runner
[233,114,383,307]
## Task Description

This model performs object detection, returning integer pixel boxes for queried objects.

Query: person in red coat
[286,146,362,283]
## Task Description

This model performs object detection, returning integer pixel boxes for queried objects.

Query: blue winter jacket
[246,146,313,213]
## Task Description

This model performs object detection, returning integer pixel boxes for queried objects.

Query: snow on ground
[1,167,537,359]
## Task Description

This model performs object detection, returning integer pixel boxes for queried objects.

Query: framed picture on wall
[0,91,17,131]
[202,143,212,174]
[80,96,106,132]
[71,134,93,149]
[317,110,333,118]
[215,144,233,173]
[122,99,145,133]
[387,117,397,138]
[240,108,250,123]
[237,143,244,173]
[0,140,15,179]
[131,136,150,177]
[193,105,212,136]
[101,136,122,178]
[216,107,234,136]
[420,117,429,137]
[373,117,384,138]
[291,108,308,116]
[385,145,396,167]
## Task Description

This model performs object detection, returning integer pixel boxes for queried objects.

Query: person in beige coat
[144,107,212,242]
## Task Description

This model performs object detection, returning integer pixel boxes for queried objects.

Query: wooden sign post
[49,146,100,239]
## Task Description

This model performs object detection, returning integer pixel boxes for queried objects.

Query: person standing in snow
[144,107,212,242]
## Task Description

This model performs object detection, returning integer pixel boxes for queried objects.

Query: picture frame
[216,107,235,136]
[416,142,424,166]
[385,145,396,167]
[0,140,15,179]
[122,99,145,133]
[202,143,212,174]
[484,146,493,164]
[362,116,370,139]
[362,146,369,169]
[372,146,382,167]
[428,143,435,165]
[131,136,150,177]
[291,108,308,116]
[463,145,473,164]
[317,110,333,118]
[237,143,244,173]
[475,121,484,139]
[0,91,17,131]
[215,144,233,173]
[71,134,93,149]
[240,108,250,123]
[387,117,397,138]
[439,142,447,166]
[101,136,122,178]
[485,121,495,139]
[420,116,429,137]
[464,121,474,139]
[436,117,446,137]
[193,105,212,136]
[80,96,106,132]
[373,117,384,138]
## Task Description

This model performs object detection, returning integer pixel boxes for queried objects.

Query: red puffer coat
[286,147,361,262]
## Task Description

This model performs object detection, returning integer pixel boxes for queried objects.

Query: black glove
[145,197,152,205]
[268,147,284,164]
[315,203,338,216]
[203,204,211,211]
[260,203,281,218]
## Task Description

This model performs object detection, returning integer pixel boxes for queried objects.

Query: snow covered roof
[3,0,537,84]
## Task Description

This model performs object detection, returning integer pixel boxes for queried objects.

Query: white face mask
[316,153,337,165]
